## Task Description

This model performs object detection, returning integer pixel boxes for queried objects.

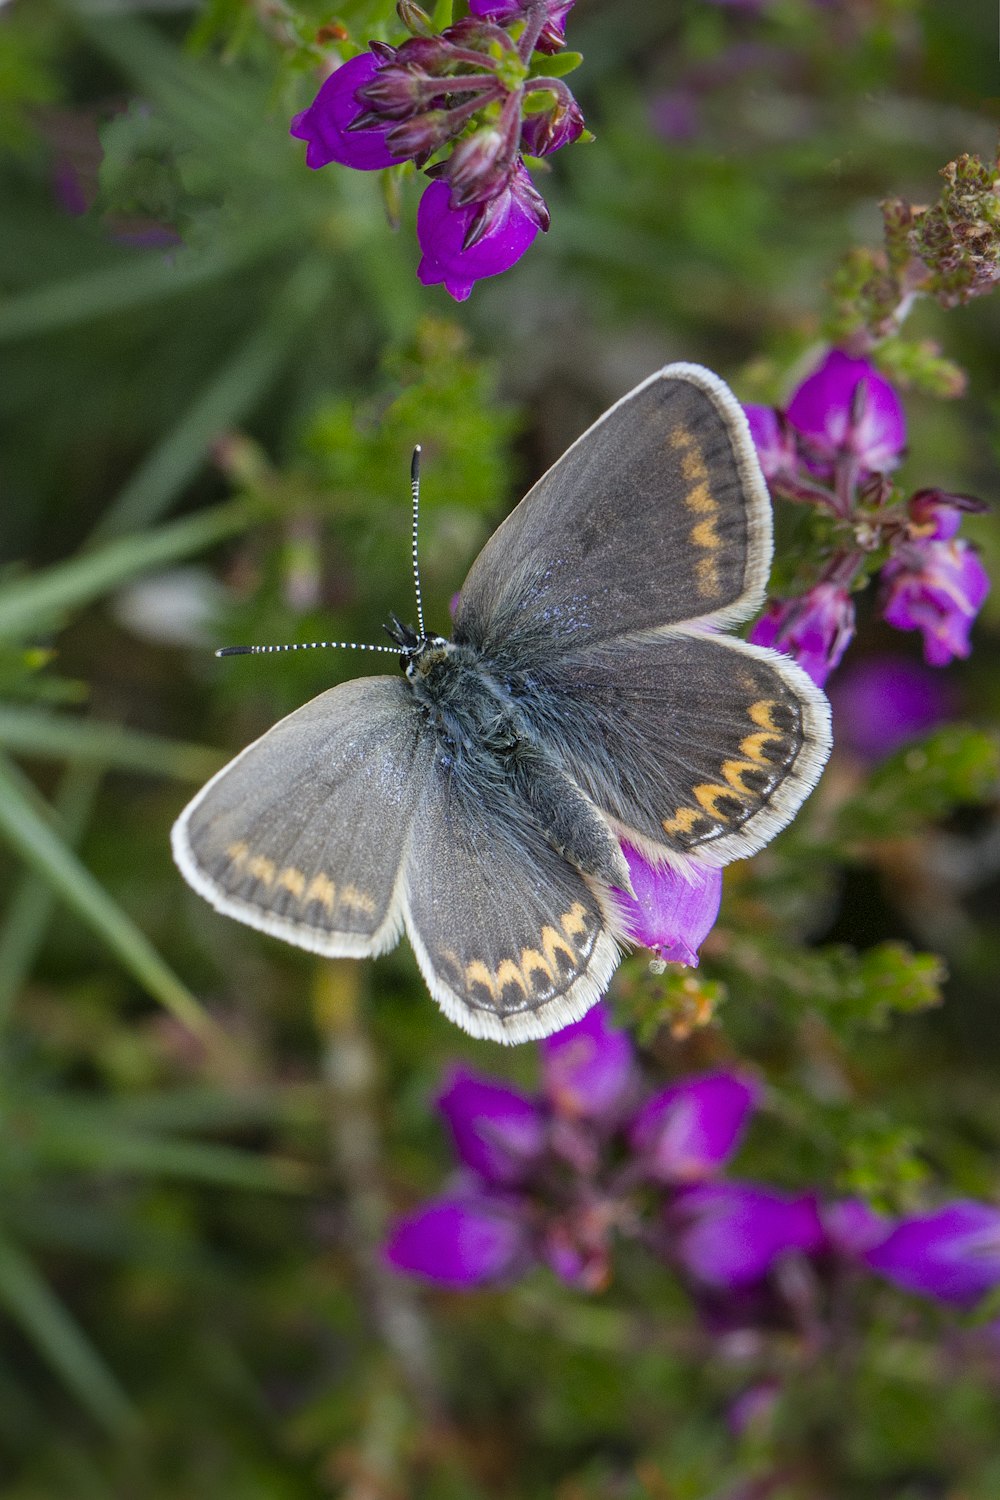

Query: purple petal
[863,1202,1000,1306]
[828,654,955,762]
[742,404,798,482]
[786,350,906,474]
[290,53,408,171]
[749,583,855,687]
[541,1003,634,1122]
[629,1072,760,1182]
[416,165,541,301]
[823,1198,891,1255]
[468,0,575,52]
[384,1196,530,1287]
[437,1067,545,1186]
[674,1182,826,1289]
[880,539,990,666]
[614,846,722,965]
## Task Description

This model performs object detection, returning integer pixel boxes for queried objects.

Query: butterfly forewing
[402,765,620,1043]
[454,365,772,665]
[172,678,431,957]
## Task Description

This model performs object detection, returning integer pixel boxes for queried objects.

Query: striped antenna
[216,641,396,658]
[410,444,426,638]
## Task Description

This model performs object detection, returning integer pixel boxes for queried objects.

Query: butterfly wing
[401,761,620,1044]
[171,677,431,956]
[454,364,772,664]
[511,630,831,867]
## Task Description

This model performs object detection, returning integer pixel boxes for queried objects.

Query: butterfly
[172,364,831,1043]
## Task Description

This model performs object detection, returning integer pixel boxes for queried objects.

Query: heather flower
[786,350,906,476]
[416,167,543,300]
[437,1067,545,1185]
[290,0,586,298]
[629,1072,759,1184]
[384,1196,530,1286]
[290,53,407,171]
[672,1182,826,1289]
[469,0,576,53]
[387,1006,756,1289]
[829,654,954,761]
[862,1203,1000,1306]
[880,535,989,666]
[614,845,723,966]
[743,403,799,482]
[749,582,856,686]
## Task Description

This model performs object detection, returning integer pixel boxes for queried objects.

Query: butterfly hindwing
[454,364,772,665]
[514,630,831,866]
[402,757,620,1043]
[172,678,431,956]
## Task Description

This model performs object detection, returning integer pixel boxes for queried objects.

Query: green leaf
[0,497,259,643]
[836,726,1000,843]
[0,1228,137,1436]
[0,754,228,1053]
[532,50,583,78]
[0,706,223,782]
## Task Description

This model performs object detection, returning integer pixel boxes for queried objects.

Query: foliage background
[1,0,1000,1493]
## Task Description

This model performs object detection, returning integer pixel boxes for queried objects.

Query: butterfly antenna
[216,640,396,658]
[410,444,426,639]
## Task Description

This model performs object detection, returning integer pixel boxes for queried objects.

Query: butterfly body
[173,364,832,1043]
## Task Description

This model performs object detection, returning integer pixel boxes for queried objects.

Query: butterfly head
[385,612,450,677]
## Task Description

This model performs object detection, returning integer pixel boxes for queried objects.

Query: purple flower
[437,1067,545,1185]
[629,1072,759,1183]
[384,1196,530,1286]
[519,82,586,157]
[416,165,543,300]
[541,1004,634,1123]
[786,350,906,476]
[749,582,856,686]
[862,1202,1000,1306]
[880,537,989,666]
[674,1182,826,1289]
[290,53,409,171]
[614,845,722,966]
[469,0,575,52]
[829,654,955,761]
[743,403,799,482]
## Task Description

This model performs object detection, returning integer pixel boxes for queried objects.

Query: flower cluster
[386,1006,1000,1325]
[744,349,989,684]
[291,0,586,300]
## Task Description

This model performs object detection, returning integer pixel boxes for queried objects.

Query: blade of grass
[91,257,333,539]
[0,1227,137,1436]
[0,753,229,1054]
[0,762,101,1028]
[0,706,224,782]
[0,496,259,643]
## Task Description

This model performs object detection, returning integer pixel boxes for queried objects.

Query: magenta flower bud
[674,1183,826,1289]
[749,583,855,687]
[356,63,437,120]
[742,403,798,482]
[291,53,410,171]
[828,654,955,762]
[541,1003,634,1123]
[384,1196,530,1286]
[629,1072,760,1183]
[880,538,990,666]
[437,1067,545,1185]
[446,94,522,207]
[520,85,585,156]
[416,164,542,301]
[907,487,987,541]
[862,1202,1000,1306]
[469,0,576,53]
[614,845,722,966]
[786,350,906,475]
[385,109,460,159]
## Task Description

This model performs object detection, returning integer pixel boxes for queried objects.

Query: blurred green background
[2,0,1000,1493]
